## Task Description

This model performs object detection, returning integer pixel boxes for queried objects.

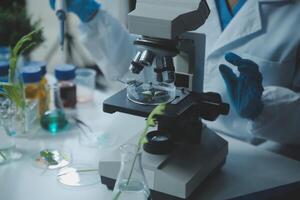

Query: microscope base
[99,127,228,200]
[101,160,225,200]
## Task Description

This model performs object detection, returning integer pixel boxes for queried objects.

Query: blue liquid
[40,110,68,136]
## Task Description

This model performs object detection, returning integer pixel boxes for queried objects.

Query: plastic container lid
[22,66,42,83]
[0,47,10,55]
[24,61,47,76]
[0,60,9,76]
[55,64,76,81]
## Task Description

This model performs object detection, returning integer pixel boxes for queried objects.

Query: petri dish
[0,141,22,165]
[33,149,71,169]
[57,164,100,187]
[127,82,176,105]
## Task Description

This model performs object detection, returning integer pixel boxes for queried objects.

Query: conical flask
[112,144,151,200]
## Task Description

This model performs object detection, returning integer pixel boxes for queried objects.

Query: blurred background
[0,0,135,81]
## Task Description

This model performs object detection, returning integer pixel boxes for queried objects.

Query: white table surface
[1,89,300,200]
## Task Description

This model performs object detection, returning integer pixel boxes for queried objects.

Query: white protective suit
[79,0,300,144]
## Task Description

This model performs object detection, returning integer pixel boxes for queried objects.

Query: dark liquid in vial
[59,83,77,108]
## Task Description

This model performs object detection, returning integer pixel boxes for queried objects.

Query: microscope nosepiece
[156,72,164,82]
[166,72,175,83]
[164,57,175,83]
[155,57,165,82]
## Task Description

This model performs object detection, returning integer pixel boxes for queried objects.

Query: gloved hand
[50,0,100,22]
[219,52,264,120]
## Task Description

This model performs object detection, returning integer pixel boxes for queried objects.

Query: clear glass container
[75,68,96,103]
[112,144,151,200]
[0,96,33,137]
[32,149,72,170]
[127,82,176,105]
[23,61,50,115]
[0,97,22,164]
[126,69,176,105]
[40,84,69,135]
[57,164,100,187]
[127,50,176,105]
[0,109,22,164]
[55,64,77,108]
[22,66,41,133]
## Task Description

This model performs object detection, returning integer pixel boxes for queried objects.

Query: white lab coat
[79,0,300,144]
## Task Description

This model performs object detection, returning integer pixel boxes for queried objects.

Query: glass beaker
[0,96,33,137]
[0,127,22,165]
[75,68,96,103]
[112,144,151,200]
[0,97,22,164]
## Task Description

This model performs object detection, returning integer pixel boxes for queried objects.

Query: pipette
[55,0,67,51]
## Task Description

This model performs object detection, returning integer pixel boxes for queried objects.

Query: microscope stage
[103,88,193,119]
[99,127,228,200]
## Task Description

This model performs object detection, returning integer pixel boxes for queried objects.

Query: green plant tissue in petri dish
[40,110,68,135]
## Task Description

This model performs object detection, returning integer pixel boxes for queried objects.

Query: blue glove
[219,52,264,120]
[50,0,100,22]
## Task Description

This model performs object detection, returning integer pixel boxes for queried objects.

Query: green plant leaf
[146,103,166,127]
[138,103,166,146]
[0,29,42,110]
[40,150,59,166]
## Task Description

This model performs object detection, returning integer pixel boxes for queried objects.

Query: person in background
[49,0,300,145]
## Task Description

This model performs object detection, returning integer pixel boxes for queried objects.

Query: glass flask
[40,84,68,135]
[112,144,151,200]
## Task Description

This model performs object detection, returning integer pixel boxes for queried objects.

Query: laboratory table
[1,88,300,200]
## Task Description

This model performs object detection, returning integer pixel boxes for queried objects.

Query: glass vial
[55,64,77,109]
[22,66,41,130]
[112,144,151,200]
[24,61,50,115]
